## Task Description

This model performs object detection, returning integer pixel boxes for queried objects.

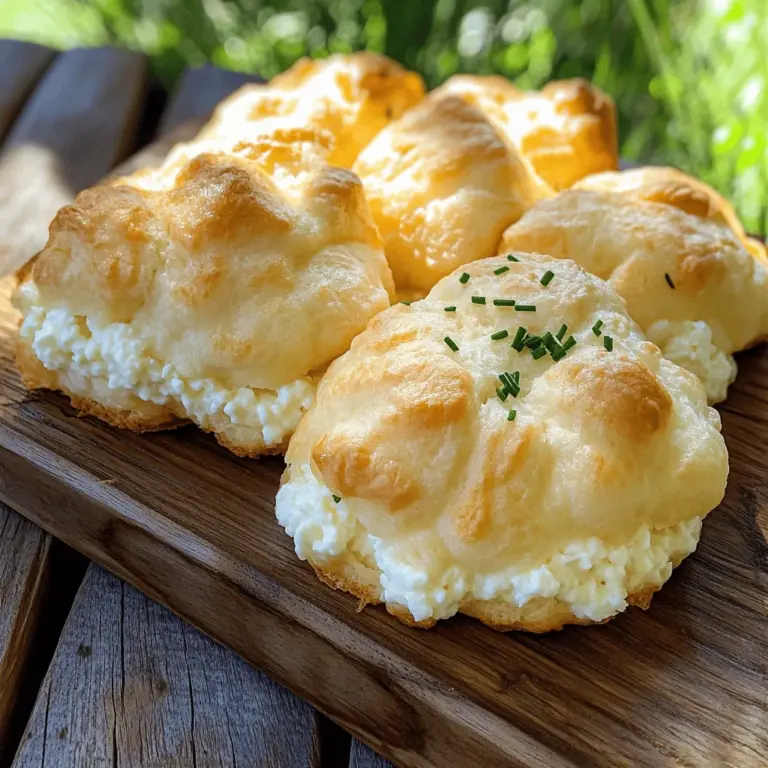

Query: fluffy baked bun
[276,253,727,631]
[352,94,551,294]
[435,75,618,189]
[13,136,394,456]
[574,166,767,261]
[190,53,425,169]
[501,190,768,402]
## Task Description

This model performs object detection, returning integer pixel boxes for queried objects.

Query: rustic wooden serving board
[0,198,766,766]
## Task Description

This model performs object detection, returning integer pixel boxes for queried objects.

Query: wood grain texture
[0,503,51,764]
[13,564,328,767]
[0,41,55,143]
[0,233,766,766]
[0,47,148,276]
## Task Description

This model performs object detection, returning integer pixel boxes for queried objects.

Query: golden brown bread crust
[276,253,727,631]
[500,188,768,402]
[353,94,550,292]
[435,75,618,189]
[197,52,425,169]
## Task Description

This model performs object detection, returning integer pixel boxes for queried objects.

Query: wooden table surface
[0,39,388,768]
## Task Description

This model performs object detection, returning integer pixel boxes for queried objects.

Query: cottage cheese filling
[276,465,703,623]
[18,292,315,450]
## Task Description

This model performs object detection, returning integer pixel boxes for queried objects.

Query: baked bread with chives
[276,253,727,631]
[435,75,618,190]
[501,189,768,402]
[352,94,551,295]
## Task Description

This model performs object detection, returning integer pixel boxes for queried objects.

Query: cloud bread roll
[436,75,618,190]
[276,253,727,631]
[13,134,394,456]
[501,190,768,403]
[574,166,767,262]
[352,94,551,294]
[188,52,426,169]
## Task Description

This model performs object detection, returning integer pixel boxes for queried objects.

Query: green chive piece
[516,304,536,312]
[471,296,487,305]
[459,272,470,284]
[542,331,556,351]
[444,305,457,312]
[491,329,509,341]
[551,348,567,362]
[332,495,341,503]
[531,346,548,360]
[665,273,675,289]
[592,319,604,336]
[556,324,567,341]
[444,336,459,352]
[497,386,509,402]
[524,335,542,350]
[494,265,510,275]
[501,373,520,397]
[400,300,411,305]
[604,335,614,352]
[562,335,577,352]
[508,409,517,421]
[493,298,516,307]
[511,371,520,384]
[540,270,555,286]
[507,254,520,262]
[511,326,527,350]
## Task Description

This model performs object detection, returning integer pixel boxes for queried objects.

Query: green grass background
[1,0,765,235]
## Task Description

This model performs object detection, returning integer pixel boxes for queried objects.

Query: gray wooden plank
[0,47,148,276]
[160,65,258,136]
[0,40,55,142]
[13,565,324,767]
[349,740,393,768]
[0,503,51,765]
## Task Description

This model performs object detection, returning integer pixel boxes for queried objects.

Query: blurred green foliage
[1,0,765,234]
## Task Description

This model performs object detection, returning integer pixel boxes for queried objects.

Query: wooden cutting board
[0,248,766,765]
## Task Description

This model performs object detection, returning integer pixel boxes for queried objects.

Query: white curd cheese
[18,293,315,450]
[276,464,702,623]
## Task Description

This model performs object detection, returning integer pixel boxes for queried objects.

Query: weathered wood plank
[0,41,55,143]
[350,740,392,768]
[13,565,326,767]
[0,47,148,276]
[0,504,50,765]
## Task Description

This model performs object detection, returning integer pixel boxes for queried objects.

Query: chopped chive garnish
[493,298,516,307]
[507,254,520,262]
[592,319,604,336]
[444,305,457,312]
[507,409,517,421]
[459,272,470,284]
[531,346,549,360]
[511,326,527,351]
[494,265,510,275]
[332,495,341,503]
[540,270,555,286]
[497,387,509,402]
[551,348,567,362]
[665,273,675,289]
[498,373,519,397]
[604,335,614,352]
[400,300,411,305]
[516,304,536,312]
[471,296,486,305]
[541,331,556,351]
[556,324,567,341]
[444,336,459,352]
[491,329,509,341]
[524,335,542,350]
[562,335,577,352]
[511,371,520,384]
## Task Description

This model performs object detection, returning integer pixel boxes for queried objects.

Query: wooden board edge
[0,434,575,768]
